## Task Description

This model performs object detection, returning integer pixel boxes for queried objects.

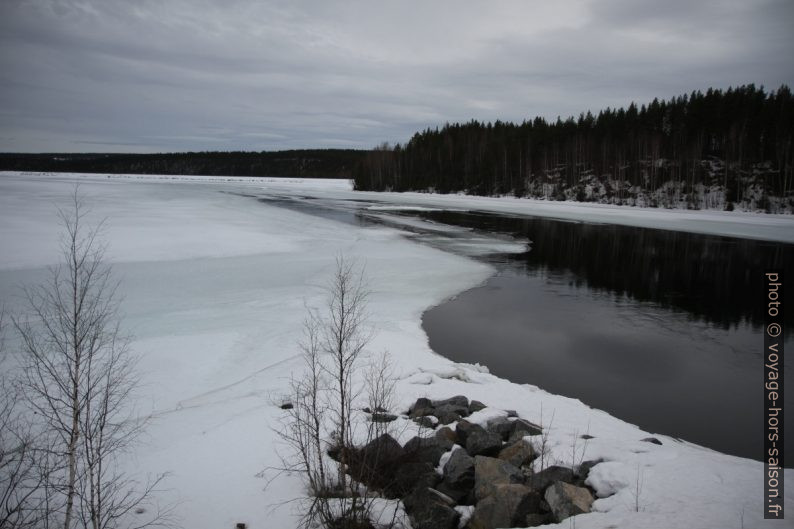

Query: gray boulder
[527,465,574,492]
[432,395,469,408]
[389,461,439,498]
[467,484,540,529]
[469,400,487,413]
[403,486,460,529]
[509,418,543,440]
[438,449,475,503]
[435,426,457,449]
[455,419,478,446]
[414,415,437,429]
[404,436,447,466]
[466,428,503,457]
[498,439,536,468]
[486,416,515,441]
[473,455,524,501]
[544,481,595,522]
[434,405,466,425]
[371,412,398,423]
[348,433,405,489]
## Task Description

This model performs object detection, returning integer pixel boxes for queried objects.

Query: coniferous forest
[0,149,366,179]
[354,85,794,212]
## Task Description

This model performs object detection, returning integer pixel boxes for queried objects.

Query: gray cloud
[1,0,792,153]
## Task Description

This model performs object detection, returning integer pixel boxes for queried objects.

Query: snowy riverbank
[0,172,791,528]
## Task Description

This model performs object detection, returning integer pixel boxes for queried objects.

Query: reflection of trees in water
[418,210,793,330]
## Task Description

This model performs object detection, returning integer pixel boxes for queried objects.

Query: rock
[469,400,487,413]
[435,426,457,449]
[576,459,603,483]
[388,462,439,498]
[527,465,575,492]
[348,433,405,489]
[467,484,540,529]
[455,419,477,446]
[409,397,436,418]
[410,397,433,414]
[434,405,465,425]
[641,437,663,445]
[525,513,554,527]
[498,439,536,468]
[371,412,398,423]
[432,395,469,409]
[486,416,515,441]
[544,481,594,522]
[414,415,437,429]
[511,418,543,438]
[403,486,460,529]
[473,456,524,501]
[466,428,503,457]
[404,436,448,466]
[439,449,475,503]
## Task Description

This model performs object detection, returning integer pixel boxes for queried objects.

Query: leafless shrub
[12,188,174,529]
[267,257,403,529]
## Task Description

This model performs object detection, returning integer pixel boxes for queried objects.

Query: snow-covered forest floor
[1,172,792,529]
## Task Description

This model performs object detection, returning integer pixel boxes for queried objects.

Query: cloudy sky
[1,0,792,153]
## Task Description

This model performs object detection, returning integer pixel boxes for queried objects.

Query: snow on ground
[0,171,791,529]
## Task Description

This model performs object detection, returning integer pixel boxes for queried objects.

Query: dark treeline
[354,85,794,211]
[0,149,368,179]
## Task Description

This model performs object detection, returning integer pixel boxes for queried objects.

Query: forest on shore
[354,85,794,212]
[0,149,366,179]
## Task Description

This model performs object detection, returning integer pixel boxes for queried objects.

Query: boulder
[641,437,663,445]
[527,465,575,492]
[348,433,405,489]
[409,397,436,419]
[544,481,594,522]
[510,418,543,438]
[404,435,448,466]
[576,459,603,484]
[414,415,437,429]
[434,405,465,425]
[371,412,398,423]
[455,419,478,446]
[410,397,433,414]
[388,461,439,498]
[486,416,515,441]
[525,513,554,527]
[432,395,469,409]
[439,449,475,503]
[467,484,540,529]
[469,400,487,413]
[403,486,460,529]
[466,428,503,457]
[498,439,536,468]
[435,426,457,449]
[473,456,524,501]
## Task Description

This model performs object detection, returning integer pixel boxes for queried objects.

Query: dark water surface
[418,210,793,462]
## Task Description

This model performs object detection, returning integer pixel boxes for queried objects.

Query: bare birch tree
[269,257,400,529]
[13,189,171,529]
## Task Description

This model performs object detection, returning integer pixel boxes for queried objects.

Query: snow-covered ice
[0,171,791,528]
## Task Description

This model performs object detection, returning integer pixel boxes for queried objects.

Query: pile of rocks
[352,395,598,529]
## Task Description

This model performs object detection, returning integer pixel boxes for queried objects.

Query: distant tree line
[0,149,368,179]
[353,85,794,211]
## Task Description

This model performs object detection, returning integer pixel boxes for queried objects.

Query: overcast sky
[1,0,792,153]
